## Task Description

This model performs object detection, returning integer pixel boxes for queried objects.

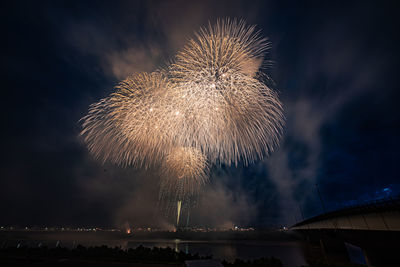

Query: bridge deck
[291,199,400,231]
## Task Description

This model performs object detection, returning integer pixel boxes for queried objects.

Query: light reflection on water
[125,239,307,267]
[3,239,307,267]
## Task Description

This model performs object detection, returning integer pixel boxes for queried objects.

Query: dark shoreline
[0,229,302,242]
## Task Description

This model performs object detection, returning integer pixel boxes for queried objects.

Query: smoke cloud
[61,1,385,228]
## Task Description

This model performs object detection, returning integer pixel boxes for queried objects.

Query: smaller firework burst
[159,146,209,201]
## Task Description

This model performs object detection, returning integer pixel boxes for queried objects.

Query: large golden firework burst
[80,18,284,205]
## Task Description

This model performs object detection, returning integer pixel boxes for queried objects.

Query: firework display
[81,72,175,168]
[168,19,283,165]
[80,19,284,223]
[159,146,208,200]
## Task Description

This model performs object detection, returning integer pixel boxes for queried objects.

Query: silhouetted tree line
[0,245,288,266]
[301,260,366,267]
[0,245,209,264]
[222,257,282,267]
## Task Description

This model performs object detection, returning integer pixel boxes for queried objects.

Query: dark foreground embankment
[0,245,284,267]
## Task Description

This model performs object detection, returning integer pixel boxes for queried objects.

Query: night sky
[1,0,399,228]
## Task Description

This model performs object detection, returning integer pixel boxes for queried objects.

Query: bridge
[290,198,400,266]
[291,198,400,231]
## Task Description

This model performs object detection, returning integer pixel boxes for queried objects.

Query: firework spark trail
[80,19,284,219]
[176,200,182,226]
